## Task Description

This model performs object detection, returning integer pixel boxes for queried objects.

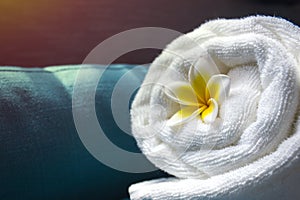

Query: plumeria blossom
[164,60,230,126]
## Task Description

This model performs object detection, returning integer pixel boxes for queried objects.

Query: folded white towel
[129,16,300,200]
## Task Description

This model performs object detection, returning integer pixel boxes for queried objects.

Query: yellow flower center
[164,65,230,126]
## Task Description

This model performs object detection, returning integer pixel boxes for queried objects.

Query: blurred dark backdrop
[0,0,299,67]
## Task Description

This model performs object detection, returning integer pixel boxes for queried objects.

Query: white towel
[129,16,300,200]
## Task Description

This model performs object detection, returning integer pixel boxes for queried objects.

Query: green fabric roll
[0,64,168,200]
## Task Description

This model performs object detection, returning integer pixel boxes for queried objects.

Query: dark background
[1,1,300,199]
[0,0,299,67]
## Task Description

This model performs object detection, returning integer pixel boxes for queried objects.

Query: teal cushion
[0,64,168,200]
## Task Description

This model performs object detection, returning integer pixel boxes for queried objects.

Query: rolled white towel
[129,16,300,200]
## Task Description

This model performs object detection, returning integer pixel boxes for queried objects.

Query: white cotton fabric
[129,16,300,200]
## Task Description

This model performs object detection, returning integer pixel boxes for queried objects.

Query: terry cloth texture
[129,16,300,200]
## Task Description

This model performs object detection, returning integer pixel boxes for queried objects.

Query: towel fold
[129,16,300,200]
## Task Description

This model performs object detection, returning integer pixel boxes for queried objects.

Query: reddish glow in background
[0,0,299,67]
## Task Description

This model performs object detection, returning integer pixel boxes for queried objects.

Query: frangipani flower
[164,62,230,126]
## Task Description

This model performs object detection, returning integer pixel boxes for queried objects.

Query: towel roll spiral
[130,16,300,200]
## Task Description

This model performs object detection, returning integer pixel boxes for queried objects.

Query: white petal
[167,106,202,127]
[206,74,230,105]
[164,81,199,106]
[201,98,218,124]
[188,55,219,102]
